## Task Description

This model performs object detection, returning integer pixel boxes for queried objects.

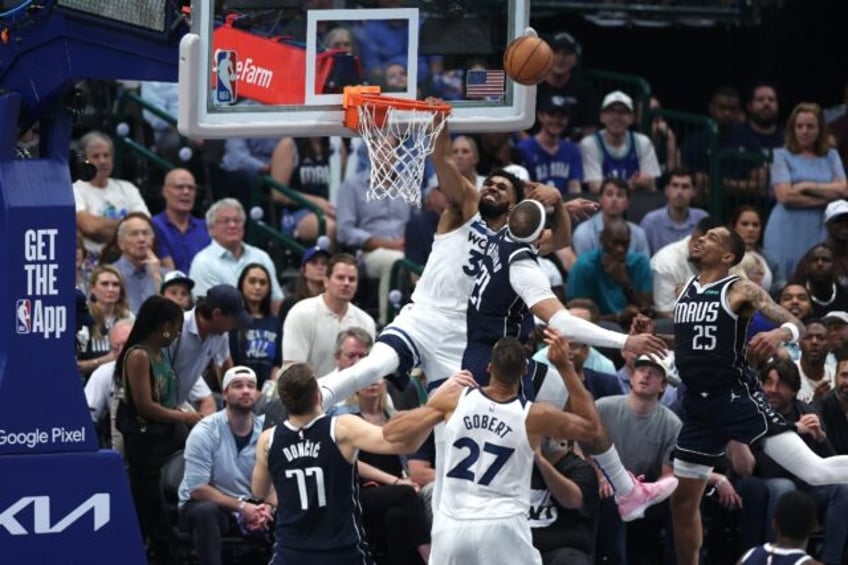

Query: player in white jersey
[383,329,634,565]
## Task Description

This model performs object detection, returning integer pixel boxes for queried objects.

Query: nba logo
[16,298,31,334]
[216,50,238,105]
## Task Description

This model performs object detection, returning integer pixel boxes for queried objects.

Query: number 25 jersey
[439,387,534,520]
[673,274,751,394]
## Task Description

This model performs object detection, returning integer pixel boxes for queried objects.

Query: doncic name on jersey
[17,229,67,339]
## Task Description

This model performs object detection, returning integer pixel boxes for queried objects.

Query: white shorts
[378,303,466,386]
[429,513,541,565]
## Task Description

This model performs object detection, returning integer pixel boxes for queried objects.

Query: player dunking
[383,331,618,565]
[669,226,848,565]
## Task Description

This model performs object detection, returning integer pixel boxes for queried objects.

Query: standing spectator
[111,213,166,315]
[337,168,410,325]
[824,199,848,290]
[160,270,195,311]
[529,440,599,565]
[792,244,848,318]
[74,131,150,278]
[740,83,784,155]
[116,296,201,548]
[189,198,284,313]
[152,168,211,274]
[77,265,134,380]
[518,94,583,195]
[596,354,681,565]
[640,167,708,254]
[580,91,661,193]
[230,264,282,390]
[571,177,650,255]
[795,320,834,404]
[731,205,783,294]
[568,219,653,324]
[535,31,598,140]
[282,253,376,377]
[178,366,272,565]
[278,245,328,324]
[764,103,848,280]
[819,353,848,455]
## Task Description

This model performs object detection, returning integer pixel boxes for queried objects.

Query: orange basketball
[503,36,554,86]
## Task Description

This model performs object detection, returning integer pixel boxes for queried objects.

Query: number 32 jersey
[439,387,534,520]
[673,275,751,394]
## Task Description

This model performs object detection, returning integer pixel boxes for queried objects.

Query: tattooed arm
[730,278,806,359]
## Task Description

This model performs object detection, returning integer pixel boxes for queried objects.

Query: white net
[356,102,448,207]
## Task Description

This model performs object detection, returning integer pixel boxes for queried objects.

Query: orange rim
[343,86,452,131]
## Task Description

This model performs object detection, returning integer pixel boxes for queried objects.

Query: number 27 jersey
[673,274,751,393]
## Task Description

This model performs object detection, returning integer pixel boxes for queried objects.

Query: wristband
[237,495,246,512]
[780,322,800,344]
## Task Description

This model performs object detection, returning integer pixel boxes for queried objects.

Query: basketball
[503,36,554,86]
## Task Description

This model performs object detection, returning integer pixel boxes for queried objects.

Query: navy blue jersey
[673,275,751,393]
[466,228,538,347]
[738,543,814,564]
[290,140,330,200]
[268,415,370,558]
[596,130,640,180]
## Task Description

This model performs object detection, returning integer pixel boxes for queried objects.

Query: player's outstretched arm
[733,278,805,359]
[427,99,478,222]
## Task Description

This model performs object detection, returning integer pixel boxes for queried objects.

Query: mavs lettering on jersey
[673,275,750,393]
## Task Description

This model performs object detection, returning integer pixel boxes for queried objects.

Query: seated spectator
[111,213,167,315]
[160,270,194,311]
[450,135,485,188]
[383,60,408,94]
[230,264,282,391]
[792,243,848,318]
[764,103,847,280]
[77,265,134,381]
[178,366,272,565]
[579,91,661,193]
[84,319,133,450]
[282,253,376,377]
[517,94,583,194]
[823,311,848,353]
[568,218,653,325]
[566,339,623,400]
[616,348,679,408]
[818,353,848,455]
[533,298,617,375]
[730,205,783,294]
[189,198,283,313]
[596,354,681,565]
[824,199,848,290]
[795,319,834,404]
[740,82,784,156]
[650,216,721,318]
[74,131,150,280]
[337,164,410,324]
[219,135,280,210]
[529,439,599,565]
[278,245,329,324]
[152,168,211,274]
[648,97,680,176]
[681,86,766,201]
[270,137,338,245]
[747,283,813,360]
[571,177,650,256]
[738,491,819,565]
[639,167,707,255]
[535,31,598,140]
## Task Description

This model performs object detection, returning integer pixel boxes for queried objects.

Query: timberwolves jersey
[411,214,494,315]
[596,130,640,180]
[439,387,534,520]
[674,275,751,393]
[466,228,538,346]
[267,415,369,556]
[738,543,814,564]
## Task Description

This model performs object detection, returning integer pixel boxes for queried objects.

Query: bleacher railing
[113,90,179,180]
[247,176,327,256]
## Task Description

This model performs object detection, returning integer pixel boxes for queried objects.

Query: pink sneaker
[615,473,679,522]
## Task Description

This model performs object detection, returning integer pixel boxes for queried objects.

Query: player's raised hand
[524,181,561,207]
[564,198,600,221]
[543,327,573,369]
[428,370,476,411]
[629,313,656,336]
[747,328,785,361]
[623,333,667,358]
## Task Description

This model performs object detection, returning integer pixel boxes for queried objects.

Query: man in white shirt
[282,253,376,377]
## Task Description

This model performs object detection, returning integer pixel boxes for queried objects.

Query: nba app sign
[16,229,66,339]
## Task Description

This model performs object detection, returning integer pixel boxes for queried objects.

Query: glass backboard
[178,0,534,137]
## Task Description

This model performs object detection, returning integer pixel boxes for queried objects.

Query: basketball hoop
[343,86,451,207]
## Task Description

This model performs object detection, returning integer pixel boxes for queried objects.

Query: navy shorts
[460,341,546,400]
[674,380,794,466]
[271,546,373,565]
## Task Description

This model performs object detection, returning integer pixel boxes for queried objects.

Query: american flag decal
[466,69,505,99]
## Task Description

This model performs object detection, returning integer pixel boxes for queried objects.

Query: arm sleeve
[770,149,790,186]
[548,308,628,350]
[509,259,556,309]
[84,365,112,421]
[579,137,603,183]
[188,253,217,299]
[122,182,151,216]
[73,183,88,212]
[828,148,847,180]
[181,423,215,495]
[187,377,213,403]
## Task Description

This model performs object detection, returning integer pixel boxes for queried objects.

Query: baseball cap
[205,284,252,328]
[634,353,669,380]
[222,365,257,390]
[160,270,195,293]
[538,93,570,114]
[822,311,848,325]
[824,200,848,223]
[546,31,577,53]
[301,245,331,267]
[601,90,634,112]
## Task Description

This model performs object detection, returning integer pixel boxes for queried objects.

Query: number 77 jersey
[673,274,752,394]
[439,387,535,520]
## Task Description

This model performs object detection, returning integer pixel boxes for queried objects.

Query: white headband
[508,199,547,243]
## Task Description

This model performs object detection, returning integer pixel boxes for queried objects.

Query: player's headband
[508,199,547,243]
